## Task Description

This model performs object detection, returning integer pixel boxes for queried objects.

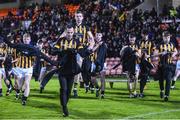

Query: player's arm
[87,31,95,48]
[172,47,178,57]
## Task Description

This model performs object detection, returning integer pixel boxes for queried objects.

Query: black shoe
[101,94,104,99]
[133,94,138,98]
[15,94,20,100]
[0,93,2,97]
[171,86,175,89]
[90,88,94,94]
[164,96,169,102]
[21,96,27,105]
[6,90,10,96]
[96,89,99,97]
[73,89,78,98]
[62,106,69,117]
[22,100,26,105]
[139,93,145,98]
[160,91,164,99]
[40,87,44,93]
[85,87,89,93]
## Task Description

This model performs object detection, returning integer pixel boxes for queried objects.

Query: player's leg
[100,70,106,98]
[22,67,33,105]
[0,69,3,97]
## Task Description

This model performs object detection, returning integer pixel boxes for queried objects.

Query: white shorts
[19,67,33,75]
[40,67,46,73]
[136,64,140,72]
[76,53,83,67]
[0,68,6,78]
[12,67,22,78]
[16,67,33,78]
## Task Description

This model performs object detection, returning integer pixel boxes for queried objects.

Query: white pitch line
[122,109,180,119]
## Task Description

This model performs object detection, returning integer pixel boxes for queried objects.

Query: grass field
[0,78,180,119]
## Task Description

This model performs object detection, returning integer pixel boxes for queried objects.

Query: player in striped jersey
[4,46,18,96]
[0,42,7,96]
[53,24,94,117]
[139,30,154,98]
[73,11,94,97]
[156,31,177,101]
[15,33,35,105]
[60,11,94,97]
[89,32,107,98]
[121,33,141,98]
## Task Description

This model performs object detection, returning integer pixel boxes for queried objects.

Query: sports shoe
[139,93,145,98]
[90,88,94,94]
[132,91,138,98]
[21,96,27,105]
[129,94,134,98]
[85,87,89,93]
[22,100,26,105]
[160,91,164,99]
[171,86,175,89]
[6,90,10,96]
[101,94,104,99]
[164,96,169,102]
[62,106,69,117]
[96,89,99,97]
[15,94,20,100]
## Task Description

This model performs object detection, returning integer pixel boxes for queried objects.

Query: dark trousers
[82,71,91,87]
[58,74,74,107]
[140,74,148,93]
[159,65,174,96]
[40,68,59,88]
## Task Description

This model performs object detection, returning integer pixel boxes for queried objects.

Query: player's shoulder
[81,22,90,29]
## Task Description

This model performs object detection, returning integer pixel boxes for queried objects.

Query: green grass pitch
[0,78,180,119]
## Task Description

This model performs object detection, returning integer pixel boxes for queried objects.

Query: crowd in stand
[0,0,180,57]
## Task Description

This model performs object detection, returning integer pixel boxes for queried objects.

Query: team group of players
[0,11,179,117]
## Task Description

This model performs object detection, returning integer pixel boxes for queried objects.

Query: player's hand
[88,38,95,48]
[162,51,167,55]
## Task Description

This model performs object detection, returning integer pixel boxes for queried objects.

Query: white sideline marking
[122,109,180,119]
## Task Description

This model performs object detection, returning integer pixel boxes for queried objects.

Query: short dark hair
[66,23,74,29]
[75,10,83,15]
[129,33,136,38]
[162,31,170,36]
[142,29,148,35]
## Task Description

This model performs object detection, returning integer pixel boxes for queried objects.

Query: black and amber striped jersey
[128,44,139,51]
[54,37,90,75]
[41,48,49,67]
[54,38,80,50]
[6,47,17,67]
[128,44,140,64]
[90,42,107,64]
[0,44,7,68]
[16,51,35,68]
[74,23,90,45]
[140,40,155,62]
[140,40,155,55]
[157,42,177,64]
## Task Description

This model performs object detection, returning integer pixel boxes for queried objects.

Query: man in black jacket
[53,24,94,117]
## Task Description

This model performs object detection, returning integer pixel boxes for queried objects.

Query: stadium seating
[105,57,122,76]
